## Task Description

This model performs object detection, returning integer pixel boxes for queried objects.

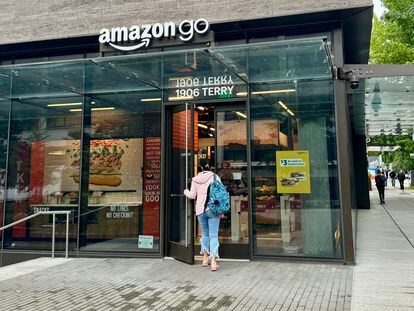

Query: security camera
[349,71,359,90]
[350,81,359,90]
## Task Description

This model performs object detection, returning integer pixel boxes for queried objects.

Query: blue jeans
[198,210,220,258]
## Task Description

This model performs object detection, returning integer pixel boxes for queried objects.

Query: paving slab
[352,187,414,311]
[0,257,352,310]
[0,257,72,282]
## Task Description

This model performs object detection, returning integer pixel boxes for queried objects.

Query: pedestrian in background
[384,169,389,187]
[389,170,396,187]
[375,170,386,204]
[397,170,406,192]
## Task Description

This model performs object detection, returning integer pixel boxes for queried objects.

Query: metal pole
[65,213,69,259]
[185,102,188,247]
[52,214,55,259]
[0,211,72,259]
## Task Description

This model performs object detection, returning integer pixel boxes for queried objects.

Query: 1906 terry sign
[99,18,210,51]
[173,76,235,99]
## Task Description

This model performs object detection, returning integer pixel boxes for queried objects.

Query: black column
[333,26,356,264]
[353,134,370,209]
[77,97,91,249]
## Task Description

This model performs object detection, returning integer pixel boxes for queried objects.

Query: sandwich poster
[276,150,311,194]
[41,139,143,192]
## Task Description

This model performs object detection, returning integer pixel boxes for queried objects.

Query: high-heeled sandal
[202,257,209,267]
[211,260,219,272]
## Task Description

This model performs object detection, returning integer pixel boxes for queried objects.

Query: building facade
[0,1,373,266]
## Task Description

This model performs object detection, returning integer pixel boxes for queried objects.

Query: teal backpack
[207,174,230,216]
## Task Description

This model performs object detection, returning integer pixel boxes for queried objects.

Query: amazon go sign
[99,18,210,51]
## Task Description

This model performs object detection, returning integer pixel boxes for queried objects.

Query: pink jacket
[184,171,221,216]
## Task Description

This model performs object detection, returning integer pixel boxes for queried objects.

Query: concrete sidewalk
[0,257,351,311]
[352,187,414,310]
[3,186,414,310]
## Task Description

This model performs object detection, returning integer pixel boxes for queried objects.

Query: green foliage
[370,1,414,64]
[382,0,414,46]
[368,1,414,169]
[391,138,414,171]
[370,134,411,145]
[369,135,414,171]
[381,152,394,164]
[367,151,381,157]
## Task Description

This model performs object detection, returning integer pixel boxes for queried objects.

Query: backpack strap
[204,183,211,212]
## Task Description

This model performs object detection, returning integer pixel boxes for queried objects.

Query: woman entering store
[184,160,221,272]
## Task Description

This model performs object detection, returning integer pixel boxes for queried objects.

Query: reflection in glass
[192,104,249,257]
[0,98,9,240]
[4,94,81,251]
[79,93,161,253]
[251,80,342,259]
[162,51,247,102]
[216,110,249,246]
[209,38,330,84]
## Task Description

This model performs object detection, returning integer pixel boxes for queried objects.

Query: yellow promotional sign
[276,150,311,194]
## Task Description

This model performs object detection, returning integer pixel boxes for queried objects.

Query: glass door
[215,104,249,258]
[166,103,195,264]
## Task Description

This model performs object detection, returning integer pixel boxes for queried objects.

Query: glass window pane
[84,60,156,94]
[210,38,331,84]
[78,88,162,253]
[4,61,82,251]
[8,61,84,98]
[364,76,414,136]
[216,109,249,246]
[170,107,194,246]
[251,79,342,259]
[0,73,10,241]
[163,51,247,102]
[92,55,162,91]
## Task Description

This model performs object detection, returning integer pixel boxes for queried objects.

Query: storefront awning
[352,76,414,137]
[0,38,332,121]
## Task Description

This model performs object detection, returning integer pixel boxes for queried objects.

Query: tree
[368,135,414,171]
[370,0,414,64]
[381,151,394,165]
[382,0,414,46]
[370,134,410,146]
[391,138,414,171]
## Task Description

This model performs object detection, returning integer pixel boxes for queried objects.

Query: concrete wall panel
[0,0,371,44]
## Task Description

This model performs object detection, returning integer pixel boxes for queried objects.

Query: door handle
[170,194,185,197]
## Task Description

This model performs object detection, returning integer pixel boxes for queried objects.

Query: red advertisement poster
[29,142,45,205]
[142,137,161,237]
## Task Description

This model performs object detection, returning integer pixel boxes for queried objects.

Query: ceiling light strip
[236,111,247,118]
[278,100,295,116]
[141,98,162,102]
[70,107,115,112]
[168,96,194,101]
[236,89,296,97]
[198,123,208,129]
[47,102,82,107]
